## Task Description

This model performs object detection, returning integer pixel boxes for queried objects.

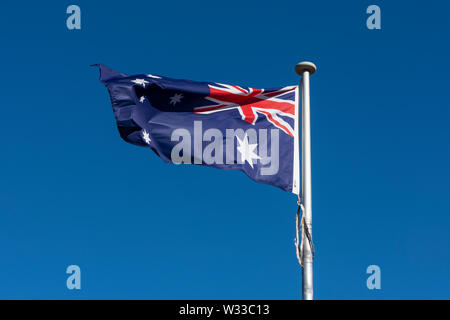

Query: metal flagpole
[295,61,316,300]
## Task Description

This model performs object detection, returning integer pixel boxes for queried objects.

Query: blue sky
[0,0,449,299]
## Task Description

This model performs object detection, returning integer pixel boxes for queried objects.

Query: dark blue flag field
[97,65,300,194]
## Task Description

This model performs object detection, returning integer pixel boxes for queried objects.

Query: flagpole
[295,61,316,300]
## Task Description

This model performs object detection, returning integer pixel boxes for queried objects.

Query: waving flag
[97,65,300,194]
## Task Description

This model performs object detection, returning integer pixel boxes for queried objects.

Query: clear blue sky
[0,1,449,299]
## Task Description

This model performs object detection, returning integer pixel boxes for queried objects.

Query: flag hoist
[97,61,317,299]
[295,61,316,300]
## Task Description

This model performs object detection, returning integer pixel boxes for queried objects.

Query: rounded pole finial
[295,61,317,76]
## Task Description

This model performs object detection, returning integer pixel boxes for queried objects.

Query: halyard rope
[295,196,315,267]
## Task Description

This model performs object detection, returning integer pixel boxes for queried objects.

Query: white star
[169,93,184,105]
[147,74,161,79]
[236,134,261,168]
[142,129,151,144]
[131,78,149,88]
[139,96,146,103]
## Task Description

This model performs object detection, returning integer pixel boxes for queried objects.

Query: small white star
[236,134,261,168]
[169,93,184,105]
[147,74,161,79]
[139,96,146,103]
[142,130,151,144]
[131,78,149,88]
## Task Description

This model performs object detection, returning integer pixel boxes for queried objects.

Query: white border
[292,85,300,195]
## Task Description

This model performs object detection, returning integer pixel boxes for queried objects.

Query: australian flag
[97,65,300,194]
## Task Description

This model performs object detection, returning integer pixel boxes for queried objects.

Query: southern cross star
[131,78,149,88]
[236,133,261,168]
[169,93,184,105]
[142,129,151,145]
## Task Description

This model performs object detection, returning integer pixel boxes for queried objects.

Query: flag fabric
[97,65,300,194]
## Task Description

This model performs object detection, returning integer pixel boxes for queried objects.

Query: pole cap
[295,61,317,76]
